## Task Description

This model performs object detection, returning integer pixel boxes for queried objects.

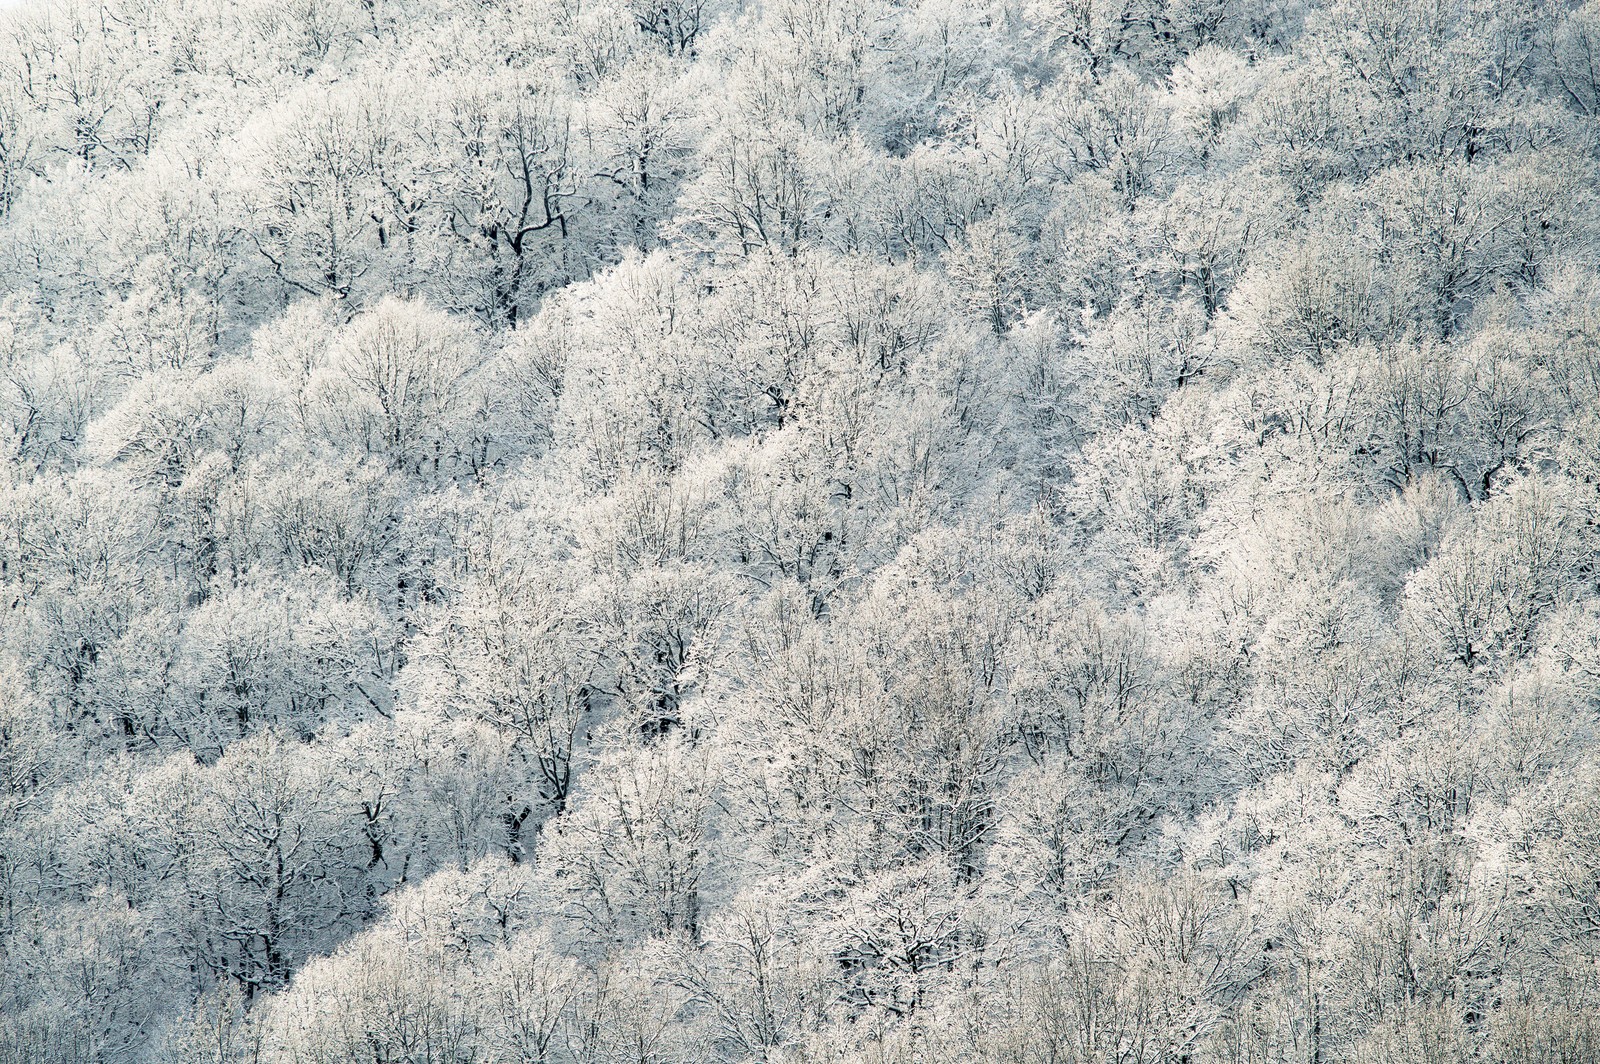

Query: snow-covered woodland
[4,0,1600,1060]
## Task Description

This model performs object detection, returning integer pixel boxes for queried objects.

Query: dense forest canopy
[3,0,1600,1061]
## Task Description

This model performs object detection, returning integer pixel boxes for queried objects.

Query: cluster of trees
[4,0,1600,1061]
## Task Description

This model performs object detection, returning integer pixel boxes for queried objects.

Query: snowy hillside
[3,1,1600,1062]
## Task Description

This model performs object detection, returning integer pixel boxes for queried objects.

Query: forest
[2,0,1600,1060]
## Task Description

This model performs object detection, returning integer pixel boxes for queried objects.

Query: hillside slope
[4,1,1600,1062]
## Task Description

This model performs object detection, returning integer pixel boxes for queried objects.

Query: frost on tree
[3,0,1600,1063]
